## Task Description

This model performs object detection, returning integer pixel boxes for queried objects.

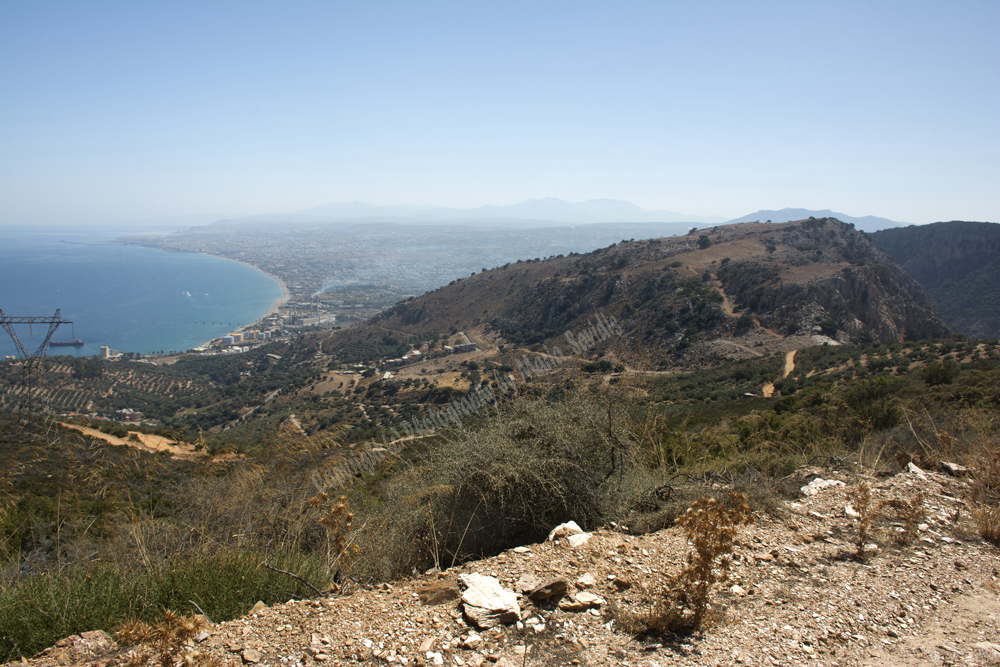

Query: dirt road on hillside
[762,349,798,398]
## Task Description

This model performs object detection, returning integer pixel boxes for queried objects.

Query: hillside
[726,209,903,232]
[318,218,949,371]
[4,334,1000,663]
[872,221,1000,338]
[18,464,1000,667]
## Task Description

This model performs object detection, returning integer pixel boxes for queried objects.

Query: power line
[0,309,73,419]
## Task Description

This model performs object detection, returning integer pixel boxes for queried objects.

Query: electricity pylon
[0,309,72,419]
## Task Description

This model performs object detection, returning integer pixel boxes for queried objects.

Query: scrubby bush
[347,388,657,580]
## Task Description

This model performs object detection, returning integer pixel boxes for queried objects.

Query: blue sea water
[0,228,283,358]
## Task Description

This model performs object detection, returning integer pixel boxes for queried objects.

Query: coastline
[0,232,293,359]
[221,256,290,319]
[188,255,290,350]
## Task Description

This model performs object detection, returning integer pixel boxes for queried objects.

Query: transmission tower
[0,309,72,419]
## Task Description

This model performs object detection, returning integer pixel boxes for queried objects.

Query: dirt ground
[16,462,1000,667]
[59,423,201,460]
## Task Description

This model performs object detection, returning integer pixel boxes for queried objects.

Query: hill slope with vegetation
[872,220,1000,338]
[2,337,1000,662]
[319,218,949,370]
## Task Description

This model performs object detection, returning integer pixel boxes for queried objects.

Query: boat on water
[50,338,84,347]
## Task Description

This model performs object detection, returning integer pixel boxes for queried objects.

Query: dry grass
[970,446,1000,546]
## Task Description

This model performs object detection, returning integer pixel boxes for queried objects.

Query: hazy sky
[1,1,997,226]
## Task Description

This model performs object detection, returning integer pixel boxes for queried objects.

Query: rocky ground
[9,464,1000,667]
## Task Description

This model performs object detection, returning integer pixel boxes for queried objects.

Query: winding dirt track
[60,423,199,459]
[761,349,798,398]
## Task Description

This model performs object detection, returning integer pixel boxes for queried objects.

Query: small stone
[612,578,632,591]
[575,572,597,589]
[547,521,583,541]
[801,478,845,496]
[419,638,435,653]
[248,601,267,614]
[731,584,746,596]
[242,648,262,664]
[512,546,530,554]
[418,578,461,605]
[515,574,543,595]
[528,577,569,601]
[941,461,970,477]
[565,532,591,547]
[973,642,1000,656]
[459,573,520,628]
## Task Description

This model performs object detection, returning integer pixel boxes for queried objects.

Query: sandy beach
[221,256,290,317]
[185,255,290,351]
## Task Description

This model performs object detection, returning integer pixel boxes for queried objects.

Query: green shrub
[924,360,958,386]
[0,550,327,662]
[348,389,655,579]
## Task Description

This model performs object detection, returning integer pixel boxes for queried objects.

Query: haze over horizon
[2,1,998,227]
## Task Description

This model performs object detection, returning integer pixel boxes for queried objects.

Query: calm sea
[0,228,283,358]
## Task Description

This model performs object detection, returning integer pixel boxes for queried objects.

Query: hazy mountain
[727,209,903,233]
[213,198,726,228]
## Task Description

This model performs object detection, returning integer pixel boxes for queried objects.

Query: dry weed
[612,492,752,635]
[897,492,926,545]
[117,610,226,667]
[969,446,1000,546]
[846,482,877,561]
[312,494,356,575]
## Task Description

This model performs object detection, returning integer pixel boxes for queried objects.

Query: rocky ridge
[10,464,999,667]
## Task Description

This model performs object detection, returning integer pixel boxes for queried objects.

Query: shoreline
[105,239,292,355]
[187,255,291,351]
[221,256,290,319]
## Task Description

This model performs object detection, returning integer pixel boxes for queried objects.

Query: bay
[0,228,283,358]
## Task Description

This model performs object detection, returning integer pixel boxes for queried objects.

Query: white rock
[459,573,520,628]
[973,642,1000,656]
[575,592,604,606]
[547,521,584,541]
[907,462,927,479]
[565,532,591,547]
[801,478,845,496]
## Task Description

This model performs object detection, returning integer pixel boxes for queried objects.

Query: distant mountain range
[726,209,904,233]
[172,200,906,232]
[207,198,726,227]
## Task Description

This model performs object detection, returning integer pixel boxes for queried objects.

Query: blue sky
[1,0,997,226]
